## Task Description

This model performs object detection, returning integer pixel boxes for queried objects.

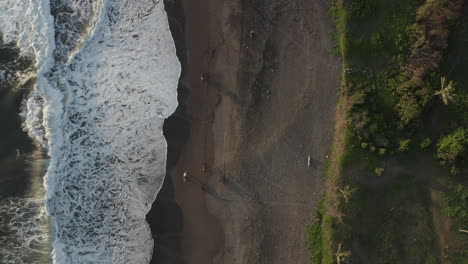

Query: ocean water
[0,153,51,264]
[0,0,180,263]
[0,15,50,264]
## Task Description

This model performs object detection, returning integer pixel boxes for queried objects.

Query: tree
[340,185,358,203]
[375,167,385,176]
[397,95,422,124]
[335,243,351,264]
[437,128,468,164]
[435,76,455,105]
[398,139,411,152]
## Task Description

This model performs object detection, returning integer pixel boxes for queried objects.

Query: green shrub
[396,94,423,125]
[437,128,468,164]
[419,137,432,150]
[398,139,411,152]
[442,184,468,223]
[350,91,367,105]
[348,0,377,18]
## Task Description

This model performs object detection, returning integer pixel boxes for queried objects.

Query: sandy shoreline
[149,0,340,263]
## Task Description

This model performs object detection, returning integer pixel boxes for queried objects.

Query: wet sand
[149,0,340,263]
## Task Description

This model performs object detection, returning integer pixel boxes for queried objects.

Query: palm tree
[435,77,455,105]
[375,167,385,176]
[336,243,351,264]
[340,185,358,204]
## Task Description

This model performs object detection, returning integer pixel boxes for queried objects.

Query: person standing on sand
[183,170,188,182]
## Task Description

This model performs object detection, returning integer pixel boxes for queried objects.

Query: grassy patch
[341,174,439,264]
[307,200,334,264]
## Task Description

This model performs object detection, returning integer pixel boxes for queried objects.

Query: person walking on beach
[183,170,189,182]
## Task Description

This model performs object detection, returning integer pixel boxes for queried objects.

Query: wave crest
[0,0,180,263]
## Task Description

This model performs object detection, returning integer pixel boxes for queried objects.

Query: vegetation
[307,199,335,264]
[375,167,384,176]
[308,207,325,264]
[334,244,351,264]
[339,185,357,203]
[437,127,468,166]
[398,139,411,152]
[420,137,432,150]
[309,0,467,263]
[435,77,456,105]
[441,184,468,223]
[338,0,464,155]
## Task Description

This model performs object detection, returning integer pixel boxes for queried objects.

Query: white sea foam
[0,196,50,264]
[0,0,180,263]
[0,154,51,264]
[0,0,57,146]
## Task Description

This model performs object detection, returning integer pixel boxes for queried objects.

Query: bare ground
[150,0,341,263]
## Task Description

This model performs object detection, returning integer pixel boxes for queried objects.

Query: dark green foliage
[396,94,423,125]
[341,0,465,157]
[437,127,468,165]
[323,0,468,263]
[442,184,468,223]
[398,139,411,152]
[341,0,426,154]
[308,209,324,263]
[347,0,377,19]
[340,174,440,264]
[420,137,432,150]
[307,200,335,264]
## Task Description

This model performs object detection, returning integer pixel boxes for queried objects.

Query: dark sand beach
[148,0,340,263]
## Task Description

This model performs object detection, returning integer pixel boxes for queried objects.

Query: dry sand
[148,0,340,263]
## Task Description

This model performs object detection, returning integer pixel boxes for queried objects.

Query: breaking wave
[0,0,180,263]
[0,196,51,264]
